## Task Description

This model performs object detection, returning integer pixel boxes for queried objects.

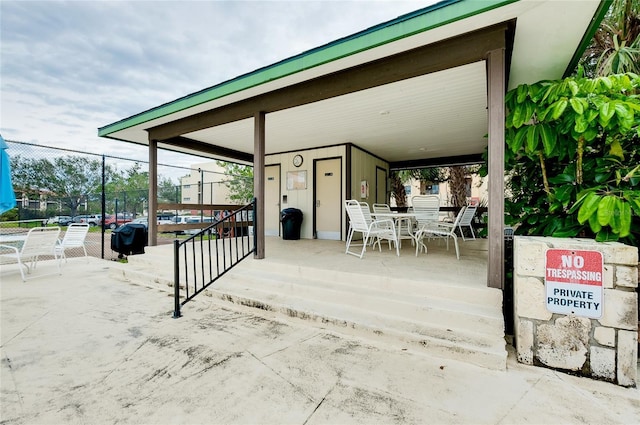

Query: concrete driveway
[1,257,638,424]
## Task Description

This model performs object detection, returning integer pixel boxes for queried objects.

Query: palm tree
[580,0,640,76]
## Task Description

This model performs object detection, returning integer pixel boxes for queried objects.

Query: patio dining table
[370,212,417,250]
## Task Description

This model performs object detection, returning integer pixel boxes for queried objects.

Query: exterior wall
[180,162,231,208]
[514,236,638,387]
[350,147,390,207]
[266,145,389,240]
[266,146,348,240]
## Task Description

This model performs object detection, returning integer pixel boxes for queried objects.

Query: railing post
[252,198,257,254]
[172,239,182,318]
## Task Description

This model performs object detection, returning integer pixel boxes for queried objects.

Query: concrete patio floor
[1,257,639,424]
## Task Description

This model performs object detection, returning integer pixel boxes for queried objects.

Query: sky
[1,0,434,180]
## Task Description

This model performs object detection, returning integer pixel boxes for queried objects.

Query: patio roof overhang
[98,0,608,168]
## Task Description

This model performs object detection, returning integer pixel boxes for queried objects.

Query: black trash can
[111,223,148,258]
[281,208,303,240]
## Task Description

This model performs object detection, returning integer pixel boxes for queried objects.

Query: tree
[499,73,640,244]
[390,171,408,207]
[448,166,468,208]
[408,168,445,195]
[11,154,111,217]
[579,0,640,77]
[216,161,254,204]
[158,176,180,203]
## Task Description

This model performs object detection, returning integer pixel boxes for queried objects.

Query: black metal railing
[172,199,256,318]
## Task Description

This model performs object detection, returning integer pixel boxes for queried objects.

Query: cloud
[1,0,431,179]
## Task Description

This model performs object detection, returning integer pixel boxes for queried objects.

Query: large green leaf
[525,125,539,153]
[574,115,589,133]
[569,97,584,114]
[609,197,622,233]
[577,192,601,224]
[516,84,529,103]
[608,139,625,160]
[619,201,631,237]
[511,128,527,153]
[596,228,619,242]
[588,212,602,233]
[549,173,575,184]
[597,195,615,226]
[599,101,616,126]
[551,98,569,120]
[539,124,556,156]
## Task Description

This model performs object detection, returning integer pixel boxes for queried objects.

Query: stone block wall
[514,236,638,387]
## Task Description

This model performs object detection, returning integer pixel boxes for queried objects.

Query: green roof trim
[98,0,517,137]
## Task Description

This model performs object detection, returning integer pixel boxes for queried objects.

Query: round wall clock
[293,154,303,167]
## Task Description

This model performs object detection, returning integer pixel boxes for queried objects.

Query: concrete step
[208,266,506,370]
[109,242,507,370]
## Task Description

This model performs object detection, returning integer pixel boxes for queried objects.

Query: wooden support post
[487,47,506,289]
[148,138,158,246]
[254,111,265,259]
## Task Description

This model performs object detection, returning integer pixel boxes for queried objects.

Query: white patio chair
[410,195,440,251]
[55,223,90,261]
[415,206,466,259]
[345,200,399,258]
[457,204,477,241]
[0,226,62,281]
[372,203,391,213]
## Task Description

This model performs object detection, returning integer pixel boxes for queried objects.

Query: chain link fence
[1,140,253,260]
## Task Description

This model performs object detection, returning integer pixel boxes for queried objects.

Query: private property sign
[545,249,603,319]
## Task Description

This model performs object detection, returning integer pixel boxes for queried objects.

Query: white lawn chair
[457,204,477,241]
[55,223,90,261]
[415,206,466,259]
[372,203,391,213]
[411,195,440,253]
[0,226,62,281]
[345,200,399,258]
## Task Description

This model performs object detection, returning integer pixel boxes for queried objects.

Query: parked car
[130,216,174,228]
[184,216,216,235]
[46,215,72,226]
[82,214,103,226]
[73,215,90,224]
[103,213,134,230]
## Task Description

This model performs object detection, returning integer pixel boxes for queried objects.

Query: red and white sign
[545,249,603,318]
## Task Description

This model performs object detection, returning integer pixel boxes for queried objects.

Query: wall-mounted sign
[545,249,603,318]
[360,180,368,199]
[286,170,307,190]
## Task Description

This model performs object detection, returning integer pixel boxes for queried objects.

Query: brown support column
[254,111,265,259]
[148,138,158,246]
[486,48,506,289]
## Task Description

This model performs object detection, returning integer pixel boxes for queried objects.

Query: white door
[265,165,280,236]
[315,158,341,240]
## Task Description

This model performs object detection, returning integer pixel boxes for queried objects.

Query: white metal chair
[345,200,399,258]
[457,204,477,241]
[0,227,62,281]
[410,195,440,251]
[55,223,90,261]
[415,206,466,259]
[372,203,391,213]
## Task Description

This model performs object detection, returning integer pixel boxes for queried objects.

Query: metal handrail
[173,199,256,318]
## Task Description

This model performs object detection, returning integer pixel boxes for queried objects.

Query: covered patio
[98,0,607,290]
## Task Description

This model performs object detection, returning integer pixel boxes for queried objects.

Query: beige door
[315,158,341,240]
[265,165,280,236]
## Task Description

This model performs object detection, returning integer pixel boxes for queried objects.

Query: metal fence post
[173,238,181,318]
